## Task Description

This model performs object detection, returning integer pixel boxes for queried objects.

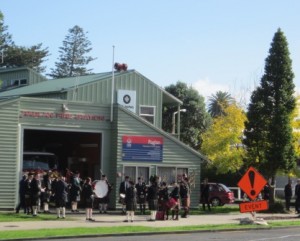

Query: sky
[1,0,300,107]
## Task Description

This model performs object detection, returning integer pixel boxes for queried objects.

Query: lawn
[1,220,300,240]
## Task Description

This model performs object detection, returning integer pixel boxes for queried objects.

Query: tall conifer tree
[49,25,95,78]
[243,29,296,191]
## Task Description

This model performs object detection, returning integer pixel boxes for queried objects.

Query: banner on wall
[117,90,136,113]
[122,135,163,162]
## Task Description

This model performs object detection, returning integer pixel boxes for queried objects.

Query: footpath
[0,211,299,231]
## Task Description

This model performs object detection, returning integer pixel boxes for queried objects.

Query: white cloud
[191,78,230,101]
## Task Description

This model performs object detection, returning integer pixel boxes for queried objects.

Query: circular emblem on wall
[123,94,131,104]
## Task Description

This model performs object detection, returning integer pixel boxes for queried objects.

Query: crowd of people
[15,170,192,222]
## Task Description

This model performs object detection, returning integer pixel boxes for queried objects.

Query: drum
[94,180,108,198]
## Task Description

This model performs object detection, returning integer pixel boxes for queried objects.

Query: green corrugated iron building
[0,67,207,210]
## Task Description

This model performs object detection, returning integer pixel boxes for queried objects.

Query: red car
[200,183,235,206]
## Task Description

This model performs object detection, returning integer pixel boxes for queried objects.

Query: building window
[157,166,176,184]
[140,106,155,125]
[124,166,150,183]
[20,79,28,85]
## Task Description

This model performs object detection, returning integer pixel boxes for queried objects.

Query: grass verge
[1,220,300,240]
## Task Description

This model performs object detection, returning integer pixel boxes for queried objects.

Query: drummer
[119,176,130,214]
[98,175,113,214]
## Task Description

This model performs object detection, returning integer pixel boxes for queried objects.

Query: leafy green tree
[243,29,296,200]
[208,91,234,118]
[163,81,212,149]
[49,25,95,78]
[202,103,246,173]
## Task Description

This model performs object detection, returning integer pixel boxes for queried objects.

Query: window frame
[139,105,156,125]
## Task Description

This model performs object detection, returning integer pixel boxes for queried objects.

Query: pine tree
[49,25,95,78]
[0,11,14,62]
[243,29,296,197]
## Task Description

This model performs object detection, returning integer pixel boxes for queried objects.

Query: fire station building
[0,67,207,210]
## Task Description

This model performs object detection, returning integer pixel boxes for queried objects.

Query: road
[50,227,300,241]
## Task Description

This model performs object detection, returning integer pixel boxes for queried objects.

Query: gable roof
[0,69,182,104]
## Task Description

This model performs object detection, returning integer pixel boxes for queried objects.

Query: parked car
[200,182,235,206]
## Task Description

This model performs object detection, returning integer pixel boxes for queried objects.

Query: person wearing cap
[124,180,136,222]
[147,176,159,221]
[98,174,113,214]
[30,173,43,217]
[119,176,130,214]
[53,175,68,219]
[82,177,96,221]
[295,179,300,214]
[69,171,82,213]
[135,177,147,214]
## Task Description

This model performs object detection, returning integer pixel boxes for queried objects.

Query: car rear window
[218,183,231,192]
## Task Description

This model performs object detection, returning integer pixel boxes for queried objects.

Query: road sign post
[237,167,269,214]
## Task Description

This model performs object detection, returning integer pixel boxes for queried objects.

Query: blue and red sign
[122,136,163,162]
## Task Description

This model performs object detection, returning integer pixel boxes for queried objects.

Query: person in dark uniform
[41,171,52,213]
[53,175,68,219]
[158,182,169,219]
[135,177,147,214]
[30,173,43,216]
[69,171,82,213]
[124,181,136,222]
[24,173,33,215]
[179,178,190,218]
[169,182,179,220]
[201,178,211,211]
[295,179,300,214]
[147,176,159,221]
[98,174,113,214]
[82,177,96,221]
[119,176,130,214]
[284,179,293,212]
[16,174,27,214]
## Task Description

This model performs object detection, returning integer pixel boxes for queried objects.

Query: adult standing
[147,176,159,221]
[98,174,113,214]
[53,175,68,219]
[24,173,33,215]
[135,177,147,214]
[284,179,293,212]
[201,178,211,211]
[69,171,81,213]
[295,179,300,214]
[169,182,179,220]
[157,182,169,219]
[16,174,27,214]
[124,181,136,222]
[179,178,190,218]
[41,171,52,213]
[119,176,130,214]
[30,173,43,217]
[82,177,95,221]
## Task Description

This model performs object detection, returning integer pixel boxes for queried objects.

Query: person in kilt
[135,177,147,214]
[147,176,159,221]
[98,174,113,214]
[82,177,96,221]
[124,180,136,222]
